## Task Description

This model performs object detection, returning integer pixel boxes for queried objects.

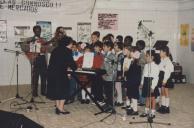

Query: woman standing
[47,36,77,115]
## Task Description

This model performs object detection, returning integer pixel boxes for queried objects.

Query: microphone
[142,20,153,22]
[138,20,142,29]
[4,48,8,51]
[148,31,154,37]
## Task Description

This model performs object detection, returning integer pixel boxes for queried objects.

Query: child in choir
[76,45,93,104]
[77,41,86,54]
[93,42,104,69]
[122,46,132,109]
[91,41,104,103]
[136,40,147,106]
[72,41,83,61]
[157,46,174,114]
[139,50,160,118]
[101,40,117,109]
[114,41,125,106]
[65,40,80,104]
[125,46,141,115]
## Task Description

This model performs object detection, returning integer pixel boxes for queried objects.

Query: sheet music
[29,40,41,53]
[82,52,94,68]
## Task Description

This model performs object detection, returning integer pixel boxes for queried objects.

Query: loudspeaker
[0,110,44,128]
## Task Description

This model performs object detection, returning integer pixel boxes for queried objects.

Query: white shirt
[159,57,174,83]
[141,62,160,90]
[122,57,132,77]
[73,52,83,61]
[116,51,123,58]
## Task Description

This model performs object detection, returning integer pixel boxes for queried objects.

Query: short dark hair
[115,41,123,50]
[92,31,100,38]
[103,40,114,49]
[72,40,77,45]
[94,41,103,48]
[102,35,111,42]
[124,35,133,46]
[136,40,145,50]
[116,35,123,42]
[33,25,41,32]
[107,33,114,39]
[161,45,170,57]
[146,50,161,64]
[58,36,73,46]
[84,45,92,51]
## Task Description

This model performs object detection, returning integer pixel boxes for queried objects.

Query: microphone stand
[14,41,45,111]
[129,21,171,127]
[0,49,27,103]
[97,55,123,122]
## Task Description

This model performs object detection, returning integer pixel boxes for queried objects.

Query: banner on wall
[36,21,52,41]
[0,0,92,15]
[180,24,189,47]
[98,13,118,30]
[191,28,194,52]
[0,20,7,42]
[77,23,91,43]
[0,0,62,13]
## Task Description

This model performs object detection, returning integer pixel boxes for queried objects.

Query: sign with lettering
[0,0,61,13]
[0,20,7,42]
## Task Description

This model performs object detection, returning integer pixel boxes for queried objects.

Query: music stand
[14,42,45,110]
[0,49,27,104]
[153,40,168,50]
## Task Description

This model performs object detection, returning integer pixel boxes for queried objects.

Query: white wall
[0,0,178,85]
[177,1,194,84]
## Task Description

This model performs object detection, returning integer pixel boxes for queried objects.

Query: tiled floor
[0,84,194,128]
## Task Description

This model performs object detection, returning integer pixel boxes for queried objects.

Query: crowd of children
[49,28,174,117]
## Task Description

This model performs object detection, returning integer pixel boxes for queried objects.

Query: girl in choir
[122,46,132,109]
[139,50,160,118]
[157,46,174,114]
[125,46,141,115]
[114,41,125,106]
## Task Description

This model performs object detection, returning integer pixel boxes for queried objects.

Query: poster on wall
[180,24,189,47]
[64,27,72,37]
[36,21,52,41]
[0,20,7,42]
[14,26,31,48]
[191,28,194,52]
[98,13,118,30]
[14,26,30,37]
[77,23,91,43]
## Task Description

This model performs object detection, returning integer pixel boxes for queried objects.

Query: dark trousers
[32,55,47,96]
[103,81,114,107]
[91,76,104,102]
[68,77,77,100]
